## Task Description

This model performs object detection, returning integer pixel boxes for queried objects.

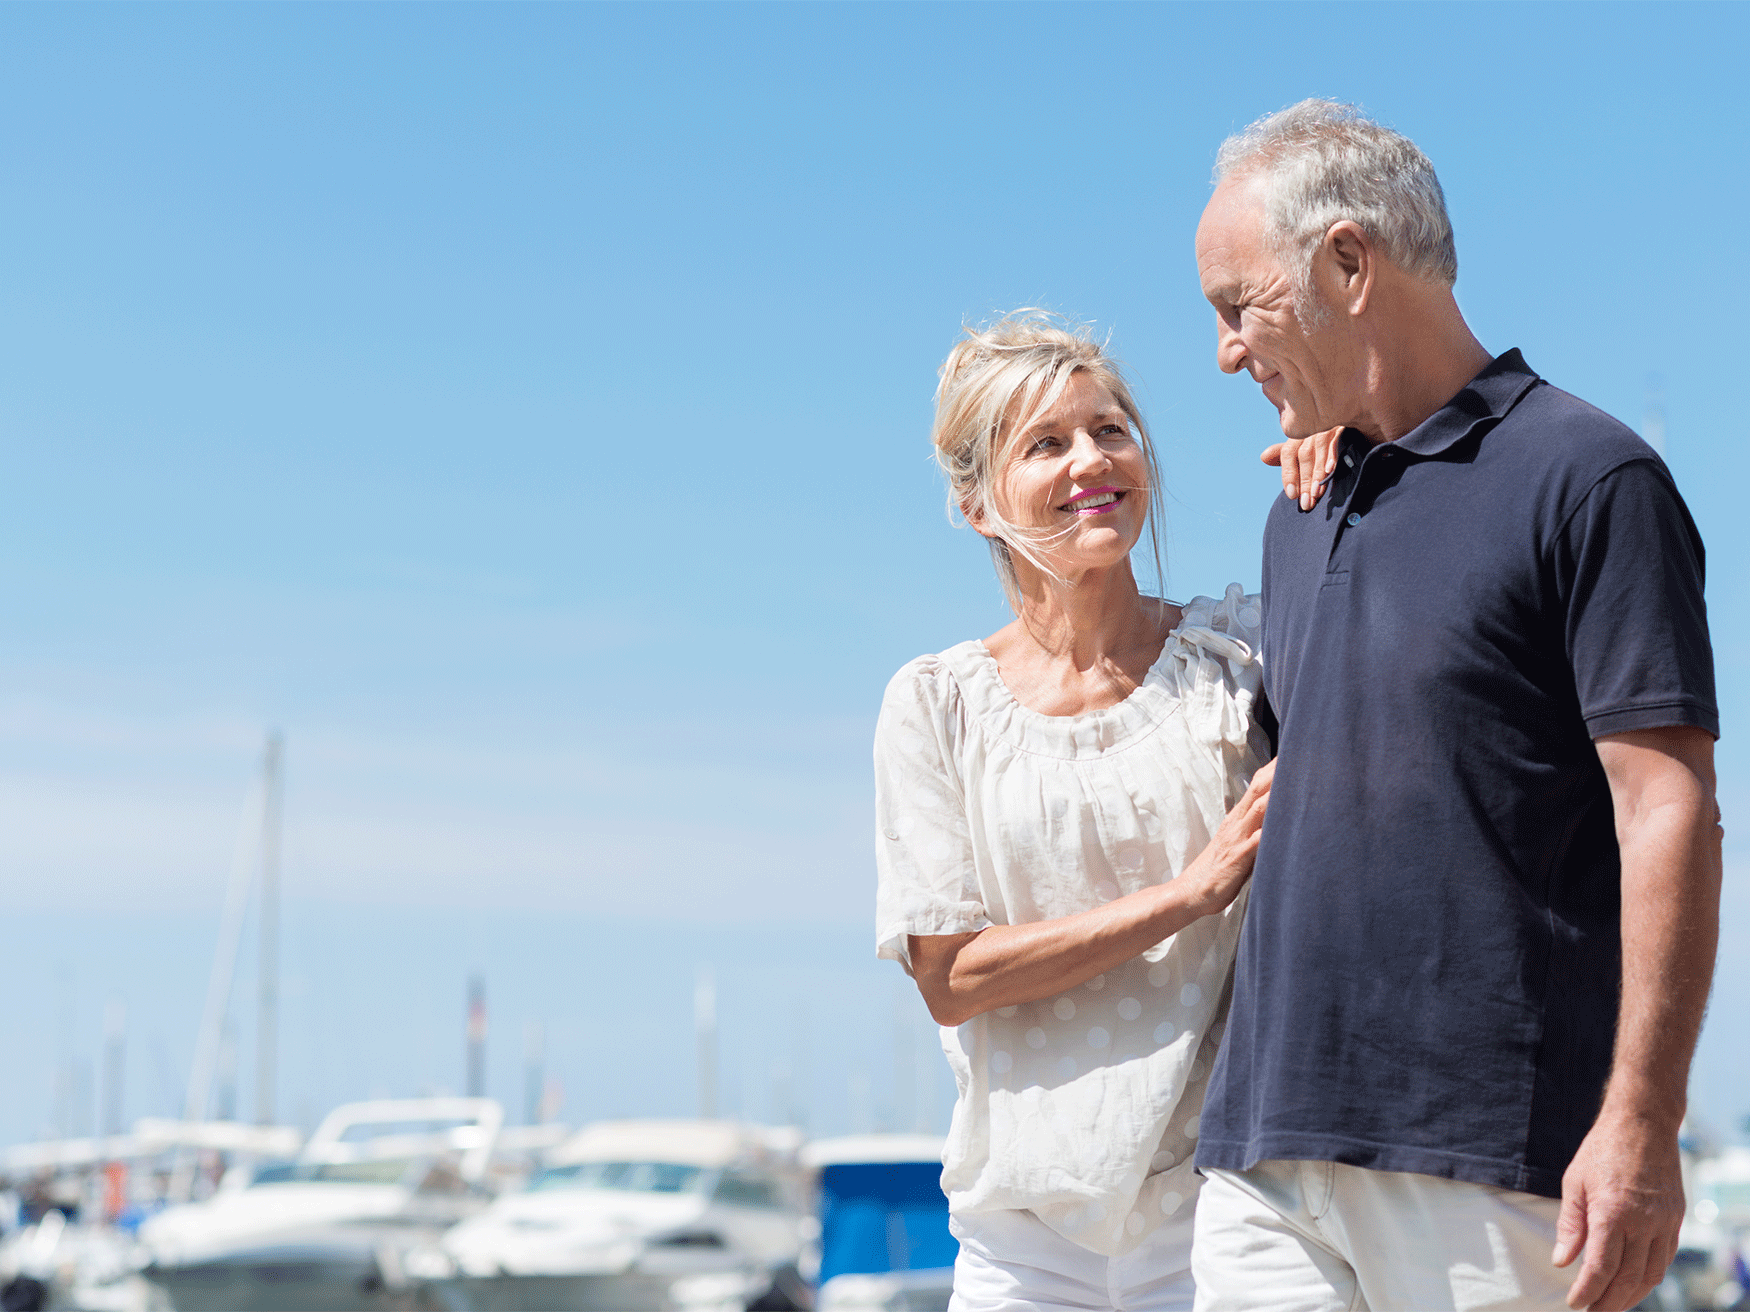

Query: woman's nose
[1067,430,1112,477]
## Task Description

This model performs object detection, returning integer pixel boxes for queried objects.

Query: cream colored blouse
[873,585,1269,1256]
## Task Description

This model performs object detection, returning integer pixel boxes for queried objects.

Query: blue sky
[1,3,1745,1148]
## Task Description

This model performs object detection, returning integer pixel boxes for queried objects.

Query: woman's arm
[908,760,1274,1026]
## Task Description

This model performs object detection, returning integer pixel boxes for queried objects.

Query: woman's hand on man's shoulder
[1260,427,1344,512]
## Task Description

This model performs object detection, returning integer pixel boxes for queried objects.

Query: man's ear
[1321,220,1374,317]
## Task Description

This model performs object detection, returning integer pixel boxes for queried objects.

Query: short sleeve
[873,660,990,973]
[1558,459,1718,739]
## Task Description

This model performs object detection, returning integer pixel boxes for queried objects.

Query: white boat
[1,1120,302,1178]
[0,1206,164,1312]
[429,1119,809,1311]
[137,1097,503,1311]
[802,1135,955,1312]
[0,1119,306,1312]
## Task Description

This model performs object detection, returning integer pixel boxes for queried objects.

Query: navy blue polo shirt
[1196,350,1717,1198]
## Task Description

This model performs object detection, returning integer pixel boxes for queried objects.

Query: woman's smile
[1061,487,1126,515]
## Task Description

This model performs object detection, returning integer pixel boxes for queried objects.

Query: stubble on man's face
[1195,176,1349,439]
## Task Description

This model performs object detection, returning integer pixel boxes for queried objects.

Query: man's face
[1195,175,1353,438]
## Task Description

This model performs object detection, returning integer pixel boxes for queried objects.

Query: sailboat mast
[467,975,488,1098]
[695,965,716,1120]
[170,758,267,1200]
[256,732,283,1127]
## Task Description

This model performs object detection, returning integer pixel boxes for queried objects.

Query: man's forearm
[1556,729,1721,1311]
[1595,727,1723,1125]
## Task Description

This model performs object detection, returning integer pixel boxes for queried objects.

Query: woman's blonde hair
[930,310,1164,612]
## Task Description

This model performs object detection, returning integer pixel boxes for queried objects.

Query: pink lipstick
[1060,486,1125,515]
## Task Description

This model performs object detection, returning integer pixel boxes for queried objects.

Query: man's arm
[1555,725,1722,1312]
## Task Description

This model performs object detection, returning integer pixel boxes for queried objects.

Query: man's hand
[1260,427,1343,510]
[1553,1111,1685,1310]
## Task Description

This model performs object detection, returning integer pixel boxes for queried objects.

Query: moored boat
[802,1135,954,1312]
[137,1097,502,1312]
[428,1119,808,1311]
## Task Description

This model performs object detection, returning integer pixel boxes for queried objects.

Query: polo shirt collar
[1391,348,1541,458]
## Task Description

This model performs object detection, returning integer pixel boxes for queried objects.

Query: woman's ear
[963,495,998,540]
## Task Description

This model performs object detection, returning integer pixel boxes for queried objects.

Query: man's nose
[1216,314,1247,375]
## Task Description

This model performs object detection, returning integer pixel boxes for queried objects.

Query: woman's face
[983,370,1149,577]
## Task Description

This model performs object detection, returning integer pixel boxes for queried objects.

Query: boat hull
[144,1257,396,1312]
[142,1235,444,1312]
[431,1271,677,1311]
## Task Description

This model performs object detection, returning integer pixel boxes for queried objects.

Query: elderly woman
[873,313,1330,1312]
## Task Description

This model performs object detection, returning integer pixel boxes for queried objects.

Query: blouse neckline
[944,605,1197,760]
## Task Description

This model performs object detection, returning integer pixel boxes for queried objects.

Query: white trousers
[949,1206,1198,1312]
[1191,1160,1571,1312]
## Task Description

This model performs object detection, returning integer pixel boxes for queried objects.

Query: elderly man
[1189,101,1721,1312]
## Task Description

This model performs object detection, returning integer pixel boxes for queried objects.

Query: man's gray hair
[1214,100,1458,297]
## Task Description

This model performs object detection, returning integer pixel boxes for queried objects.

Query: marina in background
[0,1110,953,1311]
[5,736,1745,1310]
[1,742,956,1309]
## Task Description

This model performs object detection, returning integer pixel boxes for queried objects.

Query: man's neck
[1349,286,1494,445]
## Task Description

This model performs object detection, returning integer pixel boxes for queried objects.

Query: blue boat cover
[816,1161,957,1283]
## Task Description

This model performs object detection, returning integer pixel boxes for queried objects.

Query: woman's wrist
[1149,866,1214,930]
